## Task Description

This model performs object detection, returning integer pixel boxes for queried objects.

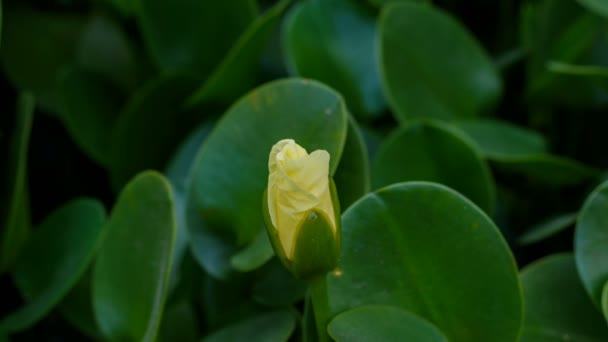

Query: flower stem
[309,275,331,342]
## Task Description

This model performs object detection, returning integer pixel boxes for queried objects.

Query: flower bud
[263,139,341,279]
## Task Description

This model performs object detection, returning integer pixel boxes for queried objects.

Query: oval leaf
[518,212,577,245]
[379,2,501,121]
[327,182,522,342]
[454,119,547,159]
[577,0,608,17]
[575,179,608,308]
[188,78,348,278]
[93,171,176,341]
[371,121,495,214]
[202,310,296,342]
[520,253,608,341]
[0,199,105,334]
[328,305,448,342]
[283,0,385,118]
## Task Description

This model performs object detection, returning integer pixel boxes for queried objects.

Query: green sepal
[262,178,341,279]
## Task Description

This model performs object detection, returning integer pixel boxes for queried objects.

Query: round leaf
[93,171,176,342]
[493,155,599,187]
[454,119,547,159]
[328,305,448,342]
[371,121,495,214]
[520,253,608,341]
[202,310,296,342]
[602,282,608,322]
[327,182,522,342]
[0,199,105,334]
[575,179,608,308]
[283,0,385,118]
[379,2,501,121]
[188,78,348,278]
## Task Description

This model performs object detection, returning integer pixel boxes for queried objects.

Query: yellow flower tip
[266,139,336,260]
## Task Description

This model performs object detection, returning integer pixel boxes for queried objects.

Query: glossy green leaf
[0,199,105,334]
[371,121,495,214]
[230,230,274,272]
[138,0,257,77]
[577,0,608,19]
[548,61,608,78]
[379,2,501,121]
[188,78,348,278]
[187,0,290,107]
[110,76,197,190]
[575,179,608,308]
[334,117,370,210]
[0,7,85,111]
[166,122,214,287]
[519,212,577,245]
[283,0,385,118]
[202,310,296,342]
[454,119,547,159]
[93,171,176,342]
[58,67,124,167]
[494,155,599,187]
[519,254,608,341]
[328,305,448,342]
[327,182,523,342]
[603,282,608,322]
[0,93,34,274]
[252,259,308,307]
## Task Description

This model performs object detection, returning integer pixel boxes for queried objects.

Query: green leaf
[371,121,495,214]
[138,0,257,77]
[454,119,547,159]
[58,271,101,339]
[575,179,608,308]
[327,182,523,342]
[493,155,599,186]
[252,259,308,307]
[334,116,370,210]
[328,305,448,342]
[202,310,296,342]
[576,0,608,18]
[165,122,215,287]
[283,0,385,119]
[187,0,290,107]
[230,230,274,272]
[0,7,86,111]
[603,282,608,322]
[92,171,176,342]
[109,76,197,190]
[58,67,124,167]
[0,199,105,334]
[518,212,577,245]
[187,78,348,278]
[379,2,501,121]
[0,93,34,274]
[519,254,608,341]
[76,14,140,92]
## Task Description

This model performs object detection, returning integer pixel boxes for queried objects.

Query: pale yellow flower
[267,139,336,259]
